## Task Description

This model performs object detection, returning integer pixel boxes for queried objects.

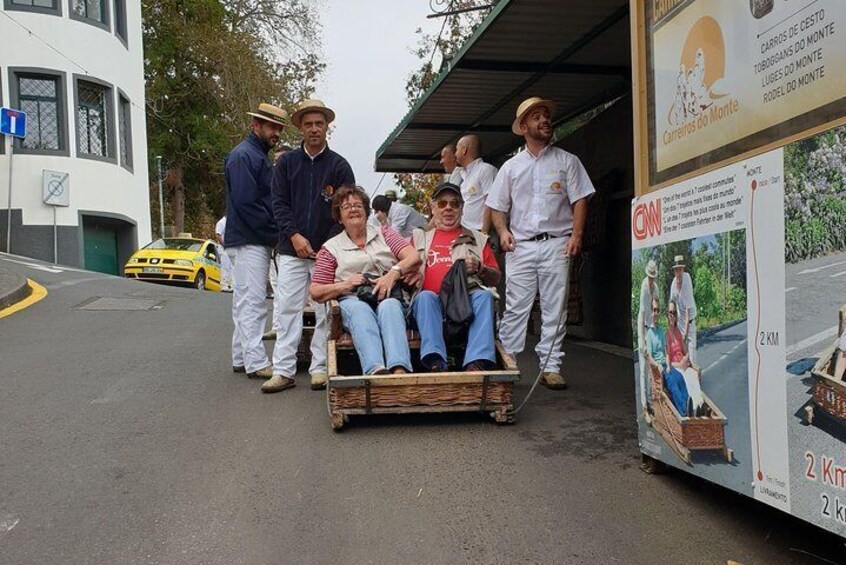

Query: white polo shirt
[487,145,595,241]
[669,271,697,323]
[451,158,498,231]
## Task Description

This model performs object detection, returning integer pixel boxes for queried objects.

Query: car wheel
[194,271,206,290]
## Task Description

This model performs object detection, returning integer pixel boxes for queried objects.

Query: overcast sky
[313,1,442,196]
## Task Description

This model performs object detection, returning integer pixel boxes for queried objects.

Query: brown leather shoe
[540,371,568,390]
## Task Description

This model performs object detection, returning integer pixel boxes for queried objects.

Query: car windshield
[143,239,203,252]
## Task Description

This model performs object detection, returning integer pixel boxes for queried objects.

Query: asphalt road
[1,254,845,564]
[786,251,846,362]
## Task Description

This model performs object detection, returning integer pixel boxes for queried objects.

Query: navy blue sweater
[272,144,355,256]
[223,133,276,248]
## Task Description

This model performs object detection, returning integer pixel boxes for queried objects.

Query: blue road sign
[1,107,27,138]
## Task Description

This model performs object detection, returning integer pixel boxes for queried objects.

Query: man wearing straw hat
[487,96,595,391]
[669,254,698,364]
[266,99,355,393]
[224,103,288,380]
[638,259,659,423]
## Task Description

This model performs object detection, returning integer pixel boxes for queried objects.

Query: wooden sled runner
[805,304,846,427]
[325,300,519,430]
[649,361,732,464]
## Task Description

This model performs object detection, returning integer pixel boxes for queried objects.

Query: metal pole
[156,155,165,238]
[5,135,13,253]
[53,206,57,265]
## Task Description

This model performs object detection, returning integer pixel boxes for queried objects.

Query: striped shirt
[312,225,409,285]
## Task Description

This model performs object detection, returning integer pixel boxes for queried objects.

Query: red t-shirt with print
[422,228,498,293]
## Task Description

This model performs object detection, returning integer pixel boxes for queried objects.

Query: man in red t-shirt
[408,182,501,372]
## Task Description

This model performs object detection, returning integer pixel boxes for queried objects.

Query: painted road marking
[702,338,747,374]
[0,279,47,319]
[0,515,20,536]
[786,325,838,356]
[785,287,797,293]
[797,260,846,275]
[830,270,846,278]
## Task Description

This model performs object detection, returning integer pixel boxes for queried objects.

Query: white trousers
[218,244,233,290]
[272,254,327,377]
[227,248,243,367]
[499,236,570,374]
[231,245,272,373]
[269,255,282,332]
[685,321,697,365]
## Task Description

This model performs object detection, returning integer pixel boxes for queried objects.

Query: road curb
[699,317,747,339]
[0,267,32,310]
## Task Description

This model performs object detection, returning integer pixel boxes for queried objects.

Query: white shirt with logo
[487,145,595,241]
[451,158,498,231]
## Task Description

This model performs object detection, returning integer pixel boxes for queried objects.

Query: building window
[5,0,62,16]
[113,0,127,43]
[76,81,111,158]
[18,76,63,151]
[117,93,132,170]
[70,0,109,29]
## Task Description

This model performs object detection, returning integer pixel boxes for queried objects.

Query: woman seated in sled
[646,298,692,416]
[835,326,846,381]
[666,299,707,416]
[310,185,420,375]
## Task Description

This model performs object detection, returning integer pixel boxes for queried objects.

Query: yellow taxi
[124,236,222,291]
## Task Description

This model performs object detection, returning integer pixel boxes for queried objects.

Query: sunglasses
[435,198,461,209]
[668,311,677,317]
[651,307,660,313]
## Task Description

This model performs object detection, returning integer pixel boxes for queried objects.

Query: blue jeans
[665,367,690,416]
[410,289,495,368]
[339,296,412,374]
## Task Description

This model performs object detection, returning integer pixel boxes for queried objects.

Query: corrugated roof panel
[375,0,632,173]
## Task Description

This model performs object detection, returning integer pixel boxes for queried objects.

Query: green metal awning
[375,0,631,173]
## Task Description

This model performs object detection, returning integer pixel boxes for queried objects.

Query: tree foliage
[394,1,496,210]
[143,0,323,238]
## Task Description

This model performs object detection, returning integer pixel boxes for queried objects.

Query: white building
[0,0,150,274]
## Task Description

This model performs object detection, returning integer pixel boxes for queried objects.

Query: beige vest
[410,227,498,298]
[322,225,398,283]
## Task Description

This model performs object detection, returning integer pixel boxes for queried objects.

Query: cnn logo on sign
[633,199,662,241]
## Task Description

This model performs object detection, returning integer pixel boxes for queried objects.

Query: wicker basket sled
[804,304,846,426]
[649,361,732,464]
[325,300,519,430]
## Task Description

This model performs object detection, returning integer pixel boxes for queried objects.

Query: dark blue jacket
[223,133,276,248]
[272,144,355,256]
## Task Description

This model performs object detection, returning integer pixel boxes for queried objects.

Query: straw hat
[645,259,658,279]
[512,96,558,135]
[246,103,288,127]
[673,255,686,269]
[384,189,398,201]
[291,99,336,128]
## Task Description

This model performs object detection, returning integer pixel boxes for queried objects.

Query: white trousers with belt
[230,244,271,373]
[272,254,327,378]
[499,236,570,374]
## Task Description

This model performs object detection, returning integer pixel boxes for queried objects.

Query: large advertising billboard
[632,124,846,537]
[631,0,845,538]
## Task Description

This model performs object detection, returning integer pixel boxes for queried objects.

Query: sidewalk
[0,264,31,309]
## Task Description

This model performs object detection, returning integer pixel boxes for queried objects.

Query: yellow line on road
[0,280,48,319]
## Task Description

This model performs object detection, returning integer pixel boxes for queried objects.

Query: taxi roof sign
[1,107,27,138]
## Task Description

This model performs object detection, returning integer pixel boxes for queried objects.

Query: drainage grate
[76,297,163,311]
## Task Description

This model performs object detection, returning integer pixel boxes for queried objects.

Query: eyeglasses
[668,311,677,317]
[340,203,365,212]
[435,198,461,209]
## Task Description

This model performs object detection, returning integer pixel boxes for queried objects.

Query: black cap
[432,181,463,202]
